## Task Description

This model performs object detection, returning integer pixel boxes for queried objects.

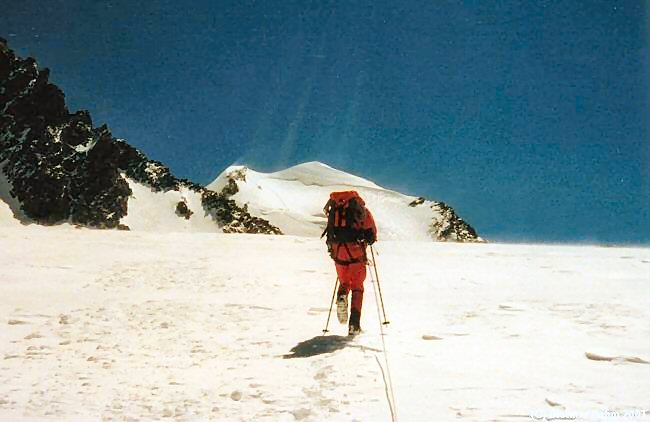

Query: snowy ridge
[208,161,482,242]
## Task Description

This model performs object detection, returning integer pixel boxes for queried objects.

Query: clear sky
[2,0,648,244]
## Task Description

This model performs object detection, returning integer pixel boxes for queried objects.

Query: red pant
[335,262,366,312]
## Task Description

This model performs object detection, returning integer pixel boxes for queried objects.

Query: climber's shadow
[283,335,350,359]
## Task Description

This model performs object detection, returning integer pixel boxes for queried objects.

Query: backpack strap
[320,199,334,239]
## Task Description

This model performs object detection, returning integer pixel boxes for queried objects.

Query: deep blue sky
[2,1,648,243]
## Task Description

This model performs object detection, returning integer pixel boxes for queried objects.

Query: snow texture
[0,226,648,420]
[120,176,220,232]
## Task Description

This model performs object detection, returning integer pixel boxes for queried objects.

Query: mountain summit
[209,162,482,242]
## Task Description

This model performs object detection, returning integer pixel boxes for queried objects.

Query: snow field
[0,227,648,421]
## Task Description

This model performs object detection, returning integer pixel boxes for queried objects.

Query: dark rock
[407,195,482,242]
[114,139,178,191]
[221,178,239,196]
[0,42,10,82]
[429,201,483,242]
[0,42,129,228]
[408,197,425,207]
[201,188,282,235]
[0,40,282,234]
[175,200,193,220]
[59,112,93,147]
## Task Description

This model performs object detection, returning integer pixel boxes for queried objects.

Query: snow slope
[208,161,475,241]
[0,226,648,421]
[120,177,219,232]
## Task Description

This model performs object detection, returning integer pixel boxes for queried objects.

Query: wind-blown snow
[208,162,446,240]
[0,226,648,420]
[120,177,220,232]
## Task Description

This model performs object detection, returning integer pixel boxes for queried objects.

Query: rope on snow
[369,256,398,422]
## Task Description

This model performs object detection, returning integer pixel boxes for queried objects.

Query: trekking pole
[370,245,390,325]
[322,277,339,334]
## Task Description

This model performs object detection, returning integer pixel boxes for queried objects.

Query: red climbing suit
[327,191,377,313]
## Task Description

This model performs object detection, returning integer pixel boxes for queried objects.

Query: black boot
[348,309,361,336]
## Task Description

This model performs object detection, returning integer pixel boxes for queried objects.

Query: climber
[321,191,377,335]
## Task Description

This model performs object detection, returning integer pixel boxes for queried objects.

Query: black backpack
[321,192,373,244]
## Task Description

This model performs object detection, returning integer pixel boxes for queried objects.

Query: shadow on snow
[283,335,351,359]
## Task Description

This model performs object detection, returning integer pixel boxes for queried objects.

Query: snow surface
[208,162,445,240]
[120,177,220,232]
[0,226,648,421]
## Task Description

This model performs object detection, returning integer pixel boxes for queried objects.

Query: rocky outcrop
[175,200,193,220]
[0,39,281,234]
[408,197,426,207]
[429,201,483,242]
[202,189,282,234]
[202,167,282,234]
[408,197,483,242]
[0,39,130,227]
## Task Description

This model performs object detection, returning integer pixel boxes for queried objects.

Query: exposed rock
[175,200,193,220]
[408,197,425,207]
[409,196,481,242]
[201,189,282,235]
[0,39,130,228]
[429,201,483,242]
[198,165,282,234]
[0,39,281,235]
[114,139,179,191]
[221,177,239,197]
